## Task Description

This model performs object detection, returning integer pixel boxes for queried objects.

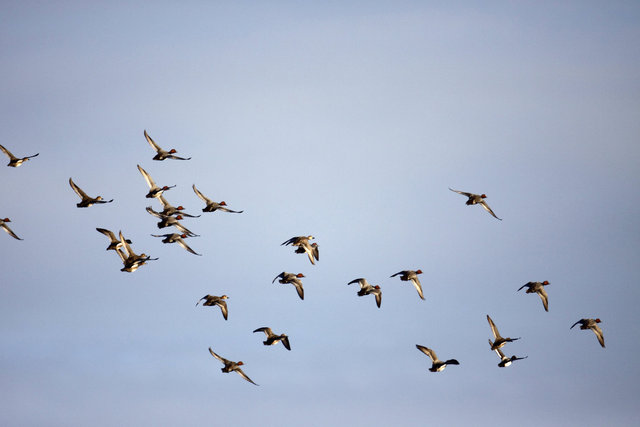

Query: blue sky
[1,1,639,426]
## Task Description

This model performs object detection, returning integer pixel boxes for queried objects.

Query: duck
[416,344,460,372]
[1,218,22,240]
[449,188,502,220]
[157,195,200,218]
[116,231,158,272]
[487,315,520,350]
[518,281,550,312]
[253,327,291,351]
[570,318,605,348]
[208,347,258,386]
[137,164,175,199]
[272,272,305,300]
[96,227,131,251]
[196,295,228,320]
[390,269,425,300]
[347,278,382,308]
[192,184,243,213]
[295,241,319,265]
[0,145,39,167]
[145,207,199,236]
[151,233,201,256]
[281,235,314,247]
[144,130,191,161]
[69,178,113,208]
[489,339,528,367]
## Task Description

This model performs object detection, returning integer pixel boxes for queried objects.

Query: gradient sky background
[2,1,639,426]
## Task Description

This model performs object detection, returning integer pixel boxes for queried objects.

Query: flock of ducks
[1,134,607,386]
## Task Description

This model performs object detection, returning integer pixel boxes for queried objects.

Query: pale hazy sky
[2,1,639,426]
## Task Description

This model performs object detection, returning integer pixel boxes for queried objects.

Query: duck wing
[348,278,368,288]
[592,325,605,348]
[487,315,503,340]
[208,347,229,365]
[176,237,202,256]
[253,327,273,337]
[0,144,17,160]
[217,301,228,320]
[96,227,118,242]
[448,188,473,197]
[276,335,289,351]
[69,178,89,199]
[2,223,23,240]
[115,248,128,263]
[192,184,213,204]
[218,205,244,214]
[293,281,304,300]
[373,289,382,308]
[235,367,258,386]
[479,200,502,220]
[281,236,298,246]
[537,287,549,312]
[411,276,425,300]
[416,344,437,363]
[137,164,157,189]
[118,231,136,258]
[490,339,506,359]
[144,130,161,152]
[570,319,584,329]
[517,283,531,292]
